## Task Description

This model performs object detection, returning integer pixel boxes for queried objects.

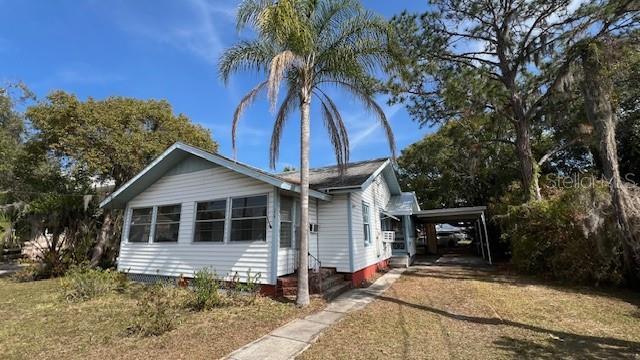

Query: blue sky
[0,0,434,171]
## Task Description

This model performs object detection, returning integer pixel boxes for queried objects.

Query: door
[293,199,319,270]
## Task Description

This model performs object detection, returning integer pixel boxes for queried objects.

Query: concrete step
[389,256,408,268]
[318,274,346,292]
[323,282,351,300]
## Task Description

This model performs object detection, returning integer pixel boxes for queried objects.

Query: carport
[413,206,492,264]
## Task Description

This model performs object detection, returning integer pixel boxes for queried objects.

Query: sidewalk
[224,268,406,360]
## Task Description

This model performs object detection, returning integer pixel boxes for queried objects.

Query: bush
[60,264,128,302]
[188,268,223,310]
[496,182,625,285]
[11,262,42,282]
[227,269,262,305]
[127,283,179,337]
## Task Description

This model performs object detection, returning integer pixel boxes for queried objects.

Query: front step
[389,255,409,268]
[323,281,351,300]
[277,267,352,300]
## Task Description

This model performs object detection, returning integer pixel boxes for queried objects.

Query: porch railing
[293,249,322,273]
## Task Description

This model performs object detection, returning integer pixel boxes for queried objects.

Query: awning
[380,210,400,221]
[384,192,421,216]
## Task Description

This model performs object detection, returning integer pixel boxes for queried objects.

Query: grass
[300,262,640,359]
[0,278,324,360]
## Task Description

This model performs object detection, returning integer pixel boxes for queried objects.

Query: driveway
[300,256,640,359]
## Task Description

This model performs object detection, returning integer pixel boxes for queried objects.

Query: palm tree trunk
[296,89,311,306]
[580,41,640,286]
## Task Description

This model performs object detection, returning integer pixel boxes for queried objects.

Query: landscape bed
[0,277,323,360]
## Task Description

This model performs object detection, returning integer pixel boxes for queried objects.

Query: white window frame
[279,195,294,249]
[128,206,154,244]
[363,201,372,246]
[192,198,227,243]
[229,193,269,242]
[153,203,182,243]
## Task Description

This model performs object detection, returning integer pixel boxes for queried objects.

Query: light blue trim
[347,193,354,272]
[270,188,280,284]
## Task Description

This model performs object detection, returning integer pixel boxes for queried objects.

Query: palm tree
[219,0,396,306]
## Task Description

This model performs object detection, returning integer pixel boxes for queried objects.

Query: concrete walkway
[225,268,406,360]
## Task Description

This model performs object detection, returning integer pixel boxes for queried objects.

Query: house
[100,142,422,295]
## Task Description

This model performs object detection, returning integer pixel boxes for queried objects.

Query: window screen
[230,195,267,241]
[154,204,181,242]
[194,200,226,242]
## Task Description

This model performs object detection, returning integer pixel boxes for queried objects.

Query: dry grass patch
[0,278,323,360]
[300,264,640,360]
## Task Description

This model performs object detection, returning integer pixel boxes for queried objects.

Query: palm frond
[268,50,301,112]
[232,81,268,156]
[322,79,396,158]
[236,0,274,31]
[314,89,350,173]
[269,86,299,169]
[218,40,275,84]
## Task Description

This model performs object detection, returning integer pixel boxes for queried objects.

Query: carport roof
[413,206,487,222]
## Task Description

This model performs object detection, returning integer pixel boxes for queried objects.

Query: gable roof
[99,142,332,209]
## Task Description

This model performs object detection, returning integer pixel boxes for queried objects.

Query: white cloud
[105,0,236,64]
[348,102,402,150]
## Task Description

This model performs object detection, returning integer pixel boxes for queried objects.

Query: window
[194,200,226,242]
[154,204,181,242]
[230,195,267,241]
[362,202,371,246]
[280,196,293,248]
[129,207,153,243]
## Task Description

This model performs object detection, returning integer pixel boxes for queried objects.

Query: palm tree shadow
[403,267,640,307]
[377,295,640,359]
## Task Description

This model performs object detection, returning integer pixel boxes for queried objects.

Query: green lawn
[300,263,640,359]
[0,278,323,360]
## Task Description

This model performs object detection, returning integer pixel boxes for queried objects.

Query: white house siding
[316,194,351,272]
[276,197,318,276]
[118,159,275,284]
[351,174,393,271]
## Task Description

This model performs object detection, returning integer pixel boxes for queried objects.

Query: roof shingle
[276,158,388,190]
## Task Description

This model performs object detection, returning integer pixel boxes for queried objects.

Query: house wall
[118,157,275,284]
[276,197,318,276]
[316,194,351,272]
[350,174,393,272]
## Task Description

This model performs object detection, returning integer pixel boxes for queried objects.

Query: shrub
[127,284,179,337]
[60,264,128,302]
[188,268,223,310]
[495,181,625,285]
[11,262,42,282]
[227,269,262,305]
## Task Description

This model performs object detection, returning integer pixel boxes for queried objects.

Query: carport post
[476,219,485,260]
[481,213,492,265]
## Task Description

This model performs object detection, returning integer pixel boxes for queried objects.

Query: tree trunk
[580,41,640,285]
[296,89,311,306]
[512,100,542,201]
[90,209,114,267]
